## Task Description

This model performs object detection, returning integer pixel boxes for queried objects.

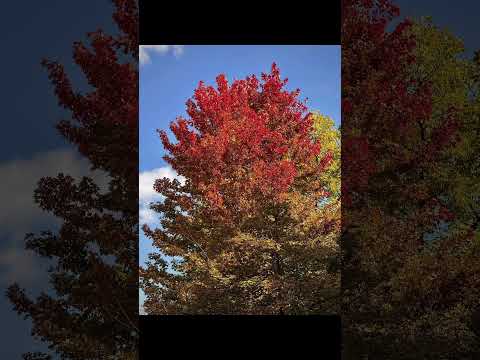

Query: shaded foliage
[342,0,480,358]
[6,0,139,359]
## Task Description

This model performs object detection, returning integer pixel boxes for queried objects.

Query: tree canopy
[140,64,341,315]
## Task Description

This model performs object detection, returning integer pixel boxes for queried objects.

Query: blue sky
[395,0,480,57]
[139,45,341,311]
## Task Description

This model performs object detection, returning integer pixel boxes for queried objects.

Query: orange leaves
[205,186,224,208]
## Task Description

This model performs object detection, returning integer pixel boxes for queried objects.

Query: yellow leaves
[409,18,471,123]
[228,232,279,251]
[239,276,261,288]
[184,252,208,269]
[311,112,340,155]
[311,112,341,197]
[208,263,225,282]
[161,243,186,258]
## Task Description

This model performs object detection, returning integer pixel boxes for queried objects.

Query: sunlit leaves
[141,64,340,315]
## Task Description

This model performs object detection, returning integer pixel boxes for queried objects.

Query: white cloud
[0,148,109,286]
[139,166,185,226]
[139,167,185,312]
[0,148,106,234]
[139,45,185,65]
[139,289,147,315]
[172,45,184,57]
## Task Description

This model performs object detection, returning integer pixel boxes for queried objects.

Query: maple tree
[140,64,340,315]
[342,0,480,358]
[6,0,139,359]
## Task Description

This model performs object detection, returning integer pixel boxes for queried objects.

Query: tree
[395,17,480,357]
[340,0,478,358]
[140,64,340,315]
[6,0,139,359]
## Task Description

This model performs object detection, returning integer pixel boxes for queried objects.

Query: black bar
[139,1,340,45]
[140,315,341,359]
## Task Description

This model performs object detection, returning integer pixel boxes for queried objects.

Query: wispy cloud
[139,45,184,65]
[139,166,185,226]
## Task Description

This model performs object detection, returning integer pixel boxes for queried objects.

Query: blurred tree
[340,0,480,358]
[6,0,139,359]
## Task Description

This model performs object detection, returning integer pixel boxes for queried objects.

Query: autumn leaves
[140,64,341,315]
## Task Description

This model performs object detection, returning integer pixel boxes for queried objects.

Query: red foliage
[342,0,458,205]
[158,63,328,220]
